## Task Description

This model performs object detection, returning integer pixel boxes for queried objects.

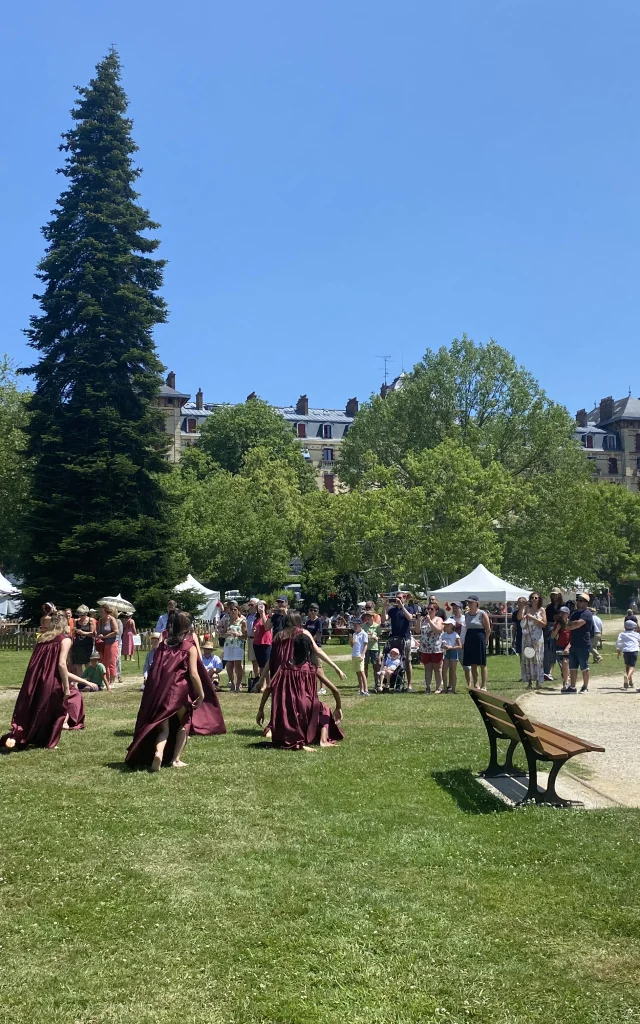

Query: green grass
[1,650,639,1023]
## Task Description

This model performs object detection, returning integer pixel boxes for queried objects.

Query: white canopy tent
[0,571,22,618]
[428,564,531,604]
[174,574,221,622]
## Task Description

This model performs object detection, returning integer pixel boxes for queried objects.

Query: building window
[166,397,174,405]
[604,434,618,450]
[584,434,593,449]
[187,418,197,433]
[322,424,332,439]
[636,434,640,452]
[323,448,334,462]
[323,473,335,493]
[297,423,306,439]
[608,457,618,475]
[636,456,640,470]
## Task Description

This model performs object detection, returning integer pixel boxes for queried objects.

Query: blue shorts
[444,649,459,661]
[569,647,590,672]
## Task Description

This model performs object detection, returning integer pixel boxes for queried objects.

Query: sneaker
[425,686,431,694]
[544,674,553,682]
[434,688,443,695]
[567,686,577,693]
[579,685,588,693]
[406,686,413,692]
[561,686,568,693]
[318,688,327,695]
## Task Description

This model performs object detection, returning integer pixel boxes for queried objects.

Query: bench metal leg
[480,735,526,778]
[503,739,526,777]
[540,760,584,808]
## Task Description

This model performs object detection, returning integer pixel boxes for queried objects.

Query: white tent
[0,571,22,618]
[174,574,221,621]
[428,564,531,604]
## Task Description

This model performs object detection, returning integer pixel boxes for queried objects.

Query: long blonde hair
[37,611,70,644]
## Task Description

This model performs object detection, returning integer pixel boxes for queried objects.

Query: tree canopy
[19,50,178,617]
[0,358,32,569]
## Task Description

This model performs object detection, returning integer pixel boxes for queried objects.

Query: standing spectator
[625,607,639,626]
[551,608,572,691]
[517,593,547,690]
[121,612,137,661]
[116,613,124,683]
[304,604,323,646]
[511,598,526,673]
[96,604,119,690]
[71,605,95,676]
[245,598,260,687]
[64,608,75,634]
[222,601,247,691]
[462,597,491,691]
[40,602,57,631]
[616,620,640,689]
[267,596,289,637]
[142,633,161,687]
[590,606,603,663]
[155,599,177,634]
[350,620,369,695]
[419,604,445,694]
[382,593,414,690]
[364,600,381,625]
[252,601,273,690]
[441,619,463,693]
[565,592,594,692]
[427,595,447,619]
[362,610,382,691]
[543,588,564,681]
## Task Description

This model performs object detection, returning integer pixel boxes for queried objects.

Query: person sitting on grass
[616,620,640,690]
[350,619,370,695]
[140,632,161,690]
[440,619,462,693]
[379,647,402,691]
[551,608,572,691]
[256,632,343,750]
[201,639,223,690]
[80,650,107,691]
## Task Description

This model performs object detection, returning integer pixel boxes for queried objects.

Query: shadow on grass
[113,729,133,737]
[233,728,261,736]
[105,761,134,772]
[245,741,274,750]
[432,769,511,815]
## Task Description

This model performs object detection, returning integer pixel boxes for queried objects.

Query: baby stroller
[378,637,407,692]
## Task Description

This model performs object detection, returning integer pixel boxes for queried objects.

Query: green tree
[196,397,316,492]
[20,51,178,618]
[0,357,32,569]
[339,335,587,489]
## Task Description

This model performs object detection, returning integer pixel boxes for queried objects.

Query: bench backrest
[469,689,546,755]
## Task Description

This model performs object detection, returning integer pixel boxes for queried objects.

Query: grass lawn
[1,645,639,1023]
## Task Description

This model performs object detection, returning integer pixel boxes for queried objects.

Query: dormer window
[187,418,197,433]
[584,434,593,449]
[297,423,306,439]
[322,424,332,439]
[604,434,618,451]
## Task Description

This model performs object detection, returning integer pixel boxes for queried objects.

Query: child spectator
[350,620,370,695]
[202,639,223,690]
[81,650,107,691]
[616,619,640,690]
[441,619,462,693]
[551,607,572,691]
[379,647,402,690]
[142,633,161,688]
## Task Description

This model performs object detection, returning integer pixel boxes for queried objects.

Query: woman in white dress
[517,593,547,689]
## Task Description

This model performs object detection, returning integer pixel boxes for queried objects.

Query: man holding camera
[382,593,414,690]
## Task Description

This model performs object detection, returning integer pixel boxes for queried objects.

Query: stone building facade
[576,395,640,491]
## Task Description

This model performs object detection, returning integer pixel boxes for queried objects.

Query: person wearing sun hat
[202,638,223,689]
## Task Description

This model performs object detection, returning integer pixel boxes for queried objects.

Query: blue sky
[2,0,638,415]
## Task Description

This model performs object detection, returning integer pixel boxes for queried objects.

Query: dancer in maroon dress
[125,612,226,771]
[256,632,343,750]
[1,613,86,751]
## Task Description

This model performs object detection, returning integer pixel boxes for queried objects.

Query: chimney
[599,396,614,424]
[246,391,257,402]
[296,394,309,416]
[380,383,389,398]
[576,409,587,428]
[166,371,176,390]
[195,388,203,411]
[345,397,359,417]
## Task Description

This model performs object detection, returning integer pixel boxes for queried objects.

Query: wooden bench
[468,688,605,806]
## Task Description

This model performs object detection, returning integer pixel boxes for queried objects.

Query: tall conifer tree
[21,50,178,615]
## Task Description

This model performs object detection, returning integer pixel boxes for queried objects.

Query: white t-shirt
[592,615,603,636]
[616,630,640,653]
[351,630,368,657]
[441,630,461,650]
[384,655,401,671]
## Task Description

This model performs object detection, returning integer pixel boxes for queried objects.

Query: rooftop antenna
[379,356,392,386]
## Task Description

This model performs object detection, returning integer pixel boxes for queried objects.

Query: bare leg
[227,661,235,690]
[172,726,188,766]
[449,661,457,693]
[151,720,169,772]
[434,661,444,693]
[581,668,590,691]
[463,665,471,687]
[480,665,487,689]
[235,661,244,690]
[471,665,479,688]
[319,725,336,748]
[425,663,433,692]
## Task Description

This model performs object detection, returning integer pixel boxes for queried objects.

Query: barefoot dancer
[256,632,343,749]
[125,612,226,771]
[1,612,86,750]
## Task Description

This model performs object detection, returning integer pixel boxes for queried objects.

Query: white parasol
[97,593,136,614]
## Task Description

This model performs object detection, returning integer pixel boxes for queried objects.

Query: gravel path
[520,675,640,807]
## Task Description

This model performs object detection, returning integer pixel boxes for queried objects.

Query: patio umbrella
[97,593,136,614]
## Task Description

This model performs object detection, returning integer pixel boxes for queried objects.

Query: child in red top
[551,607,572,691]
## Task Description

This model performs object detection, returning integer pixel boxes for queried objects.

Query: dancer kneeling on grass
[125,612,226,772]
[1,611,86,751]
[256,632,343,750]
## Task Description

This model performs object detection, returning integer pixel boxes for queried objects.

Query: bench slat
[528,717,605,753]
[483,710,521,742]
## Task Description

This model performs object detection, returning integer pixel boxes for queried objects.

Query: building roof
[181,401,212,419]
[587,396,640,426]
[575,425,606,435]
[275,406,354,423]
[159,383,190,400]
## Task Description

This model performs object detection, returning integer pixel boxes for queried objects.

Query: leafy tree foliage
[20,51,178,617]
[339,336,587,489]
[0,358,32,569]
[196,397,316,492]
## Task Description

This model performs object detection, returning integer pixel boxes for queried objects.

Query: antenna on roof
[379,356,392,386]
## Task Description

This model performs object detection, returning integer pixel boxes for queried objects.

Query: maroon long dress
[1,634,84,750]
[125,635,226,767]
[270,661,343,749]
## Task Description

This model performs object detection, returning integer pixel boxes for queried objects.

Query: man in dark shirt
[543,588,564,681]
[268,596,288,637]
[565,592,593,692]
[304,603,323,646]
[383,594,414,689]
